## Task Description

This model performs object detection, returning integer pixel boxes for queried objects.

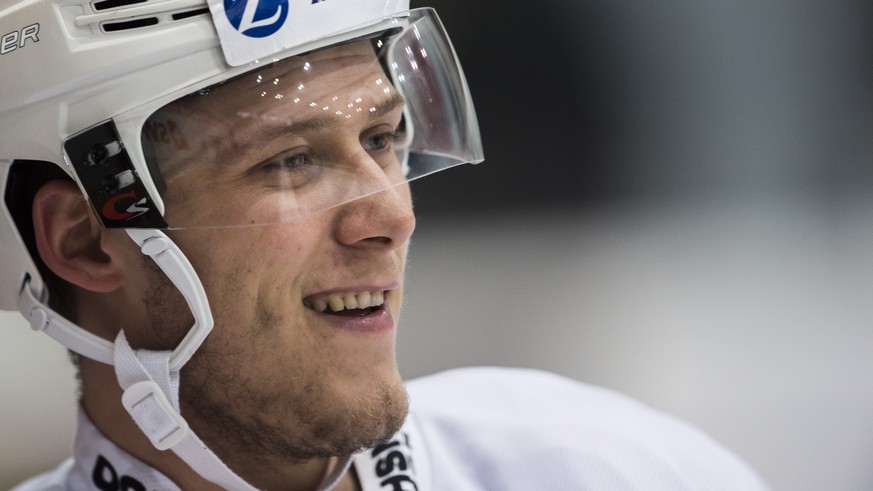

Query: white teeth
[311,291,386,313]
[344,294,358,309]
[358,291,372,309]
[312,299,328,312]
[328,296,345,312]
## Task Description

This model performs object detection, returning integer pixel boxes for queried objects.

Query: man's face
[131,40,415,464]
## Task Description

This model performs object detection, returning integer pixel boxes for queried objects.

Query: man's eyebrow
[257,92,405,143]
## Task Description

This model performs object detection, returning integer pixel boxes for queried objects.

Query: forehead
[164,40,388,124]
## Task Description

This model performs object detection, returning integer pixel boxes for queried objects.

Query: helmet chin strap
[116,228,261,490]
[114,229,354,490]
[19,228,352,489]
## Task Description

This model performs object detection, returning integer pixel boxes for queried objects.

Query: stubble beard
[177,303,410,464]
[180,364,410,464]
[141,252,410,468]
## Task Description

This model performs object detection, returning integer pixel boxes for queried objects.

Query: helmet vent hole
[95,6,210,33]
[102,17,159,32]
[93,0,148,11]
[172,7,210,21]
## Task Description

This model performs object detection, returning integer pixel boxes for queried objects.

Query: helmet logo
[102,191,150,221]
[224,0,289,38]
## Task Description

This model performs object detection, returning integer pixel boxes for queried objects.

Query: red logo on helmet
[103,191,150,221]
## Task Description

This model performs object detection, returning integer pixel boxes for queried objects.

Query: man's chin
[181,366,410,466]
[288,379,410,460]
[341,378,410,451]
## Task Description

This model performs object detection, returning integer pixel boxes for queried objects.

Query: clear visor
[134,8,480,229]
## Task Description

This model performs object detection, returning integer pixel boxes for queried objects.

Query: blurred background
[2,0,872,489]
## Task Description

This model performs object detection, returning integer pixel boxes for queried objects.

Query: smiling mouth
[305,290,387,317]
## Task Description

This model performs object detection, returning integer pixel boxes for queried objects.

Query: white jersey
[13,367,770,490]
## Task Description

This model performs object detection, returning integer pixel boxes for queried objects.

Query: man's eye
[263,152,310,172]
[363,130,404,152]
[253,148,321,189]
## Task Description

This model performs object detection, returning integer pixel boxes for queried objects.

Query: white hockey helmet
[0,0,482,343]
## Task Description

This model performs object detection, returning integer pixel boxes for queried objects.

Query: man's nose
[331,154,416,250]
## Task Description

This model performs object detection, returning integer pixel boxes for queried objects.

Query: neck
[80,357,358,490]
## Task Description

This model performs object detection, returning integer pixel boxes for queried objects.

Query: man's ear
[32,180,124,292]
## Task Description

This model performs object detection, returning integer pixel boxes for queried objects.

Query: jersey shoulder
[406,367,769,491]
[10,459,74,491]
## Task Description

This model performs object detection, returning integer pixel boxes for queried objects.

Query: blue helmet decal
[224,0,290,38]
